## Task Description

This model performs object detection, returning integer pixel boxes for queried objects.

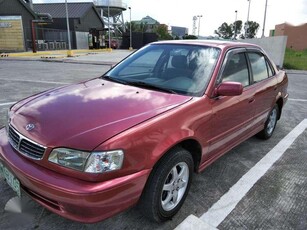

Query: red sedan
[0,40,288,223]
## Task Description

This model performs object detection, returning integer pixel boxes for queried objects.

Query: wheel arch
[138,141,197,222]
[276,97,283,120]
[152,138,202,174]
[179,139,202,172]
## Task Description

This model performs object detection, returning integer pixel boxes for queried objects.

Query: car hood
[10,78,191,150]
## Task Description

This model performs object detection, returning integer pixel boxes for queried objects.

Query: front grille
[8,127,19,148]
[8,125,46,160]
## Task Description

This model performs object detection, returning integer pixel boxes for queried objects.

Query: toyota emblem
[25,123,35,131]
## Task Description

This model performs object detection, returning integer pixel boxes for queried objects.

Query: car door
[247,51,278,126]
[207,49,256,160]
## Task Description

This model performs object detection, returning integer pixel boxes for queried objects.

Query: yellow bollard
[67,50,74,57]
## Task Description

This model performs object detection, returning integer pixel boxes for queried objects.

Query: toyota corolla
[0,40,288,223]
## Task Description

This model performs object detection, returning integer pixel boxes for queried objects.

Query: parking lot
[0,54,307,230]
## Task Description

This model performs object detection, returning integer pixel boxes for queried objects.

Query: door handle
[248,97,255,103]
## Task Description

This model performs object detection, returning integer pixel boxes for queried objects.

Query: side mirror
[215,81,243,97]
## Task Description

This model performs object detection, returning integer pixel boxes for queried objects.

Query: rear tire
[257,104,279,140]
[139,147,194,222]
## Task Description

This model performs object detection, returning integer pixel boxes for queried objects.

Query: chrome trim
[8,125,46,160]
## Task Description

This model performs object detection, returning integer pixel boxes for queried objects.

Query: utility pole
[192,16,197,36]
[65,0,73,57]
[108,0,111,49]
[245,0,251,38]
[262,0,268,37]
[234,10,238,39]
[197,15,203,38]
[129,7,133,50]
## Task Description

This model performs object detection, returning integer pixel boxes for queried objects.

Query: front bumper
[0,128,150,223]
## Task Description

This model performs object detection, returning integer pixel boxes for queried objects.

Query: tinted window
[222,53,249,87]
[248,53,269,82]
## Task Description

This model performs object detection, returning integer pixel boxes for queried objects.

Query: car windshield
[104,44,220,96]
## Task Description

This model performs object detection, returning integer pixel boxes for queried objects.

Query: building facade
[271,22,307,51]
[0,0,105,52]
[133,16,160,32]
[0,0,36,52]
[170,26,188,38]
[33,3,105,49]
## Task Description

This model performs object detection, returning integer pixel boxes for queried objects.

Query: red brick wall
[274,23,307,51]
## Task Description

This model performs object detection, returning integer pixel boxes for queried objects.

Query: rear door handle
[248,97,255,103]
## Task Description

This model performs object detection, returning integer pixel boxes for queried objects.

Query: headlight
[48,148,124,173]
[85,150,124,173]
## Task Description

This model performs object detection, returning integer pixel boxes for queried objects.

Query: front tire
[139,147,194,222]
[257,104,279,139]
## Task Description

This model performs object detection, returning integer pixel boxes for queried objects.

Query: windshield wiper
[126,81,177,94]
[102,75,128,85]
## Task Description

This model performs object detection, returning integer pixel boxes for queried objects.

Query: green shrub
[283,62,297,70]
[283,48,307,70]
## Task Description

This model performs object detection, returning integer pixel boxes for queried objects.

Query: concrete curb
[0,49,135,66]
[40,56,66,59]
[1,48,114,58]
[286,69,307,75]
[0,58,117,66]
[174,215,218,230]
[62,59,116,66]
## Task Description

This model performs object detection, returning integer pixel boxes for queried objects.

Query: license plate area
[0,162,21,197]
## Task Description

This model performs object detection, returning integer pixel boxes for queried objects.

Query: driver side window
[222,53,250,87]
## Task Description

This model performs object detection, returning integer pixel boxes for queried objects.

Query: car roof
[151,39,262,51]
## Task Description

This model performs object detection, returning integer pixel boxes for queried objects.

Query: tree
[138,22,148,33]
[155,24,173,40]
[231,20,243,39]
[214,22,233,39]
[125,21,139,32]
[126,22,173,40]
[182,34,198,39]
[125,21,148,33]
[242,21,260,39]
[215,20,243,39]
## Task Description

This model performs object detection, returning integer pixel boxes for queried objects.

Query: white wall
[245,36,288,68]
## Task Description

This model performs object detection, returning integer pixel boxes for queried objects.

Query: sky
[33,0,307,37]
